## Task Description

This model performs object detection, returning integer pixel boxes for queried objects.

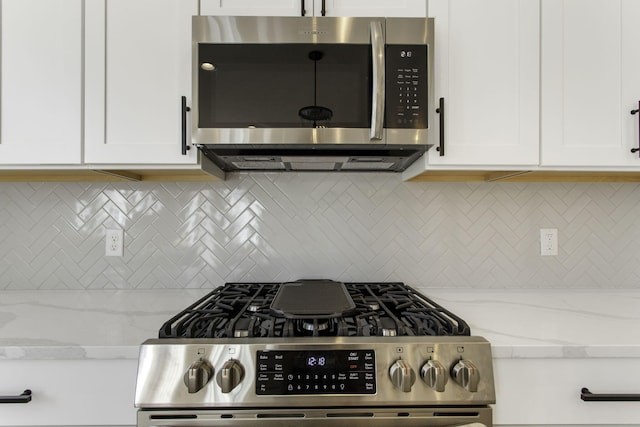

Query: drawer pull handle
[181,96,191,155]
[0,389,32,404]
[581,387,640,402]
[631,101,640,156]
[435,97,445,156]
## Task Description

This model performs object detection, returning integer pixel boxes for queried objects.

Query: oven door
[138,407,492,427]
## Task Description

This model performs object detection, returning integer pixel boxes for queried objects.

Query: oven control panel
[256,350,376,395]
[135,337,496,408]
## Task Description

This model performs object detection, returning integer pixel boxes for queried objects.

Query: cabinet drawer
[494,358,640,425]
[0,359,137,426]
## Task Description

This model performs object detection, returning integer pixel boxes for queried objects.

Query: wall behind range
[1,173,639,290]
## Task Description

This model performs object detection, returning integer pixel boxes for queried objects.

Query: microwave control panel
[385,45,428,129]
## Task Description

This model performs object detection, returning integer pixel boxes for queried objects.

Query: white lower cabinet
[0,359,137,426]
[494,358,640,425]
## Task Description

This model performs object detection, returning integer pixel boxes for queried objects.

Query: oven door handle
[370,20,385,141]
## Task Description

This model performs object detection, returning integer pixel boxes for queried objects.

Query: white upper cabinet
[541,0,640,167]
[423,0,540,168]
[200,0,306,16]
[84,0,199,165]
[200,0,426,17]
[0,0,82,165]
[316,0,427,17]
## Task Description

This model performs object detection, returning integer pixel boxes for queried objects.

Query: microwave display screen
[198,43,372,129]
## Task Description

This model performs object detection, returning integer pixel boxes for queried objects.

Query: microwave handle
[370,21,385,141]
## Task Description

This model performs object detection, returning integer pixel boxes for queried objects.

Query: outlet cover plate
[105,229,124,257]
[540,228,558,256]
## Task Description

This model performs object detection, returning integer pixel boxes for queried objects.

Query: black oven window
[198,43,372,128]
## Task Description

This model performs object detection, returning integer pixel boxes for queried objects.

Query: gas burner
[158,281,470,339]
[302,320,330,332]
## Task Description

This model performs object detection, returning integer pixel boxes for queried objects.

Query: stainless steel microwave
[192,16,434,172]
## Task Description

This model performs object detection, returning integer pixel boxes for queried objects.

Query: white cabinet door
[494,358,640,425]
[426,0,540,167]
[0,0,82,165]
[200,0,305,16]
[84,0,199,165]
[201,0,426,17]
[0,359,137,426]
[541,0,640,167]
[316,0,427,17]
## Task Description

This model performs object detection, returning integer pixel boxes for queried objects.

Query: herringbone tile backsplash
[1,173,639,290]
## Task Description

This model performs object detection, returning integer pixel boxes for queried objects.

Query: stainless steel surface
[369,20,385,141]
[136,282,493,425]
[388,359,416,392]
[191,16,434,172]
[452,359,480,392]
[134,336,495,408]
[216,359,244,394]
[192,16,378,45]
[197,143,428,172]
[421,359,447,392]
[137,408,490,427]
[184,358,213,394]
[137,407,492,427]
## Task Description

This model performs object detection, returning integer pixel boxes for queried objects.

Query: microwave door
[193,16,385,145]
[197,44,374,131]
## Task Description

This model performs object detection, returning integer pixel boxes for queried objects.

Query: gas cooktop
[158,280,471,339]
[135,279,495,425]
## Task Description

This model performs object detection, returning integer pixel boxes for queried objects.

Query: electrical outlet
[540,228,558,256]
[105,229,124,257]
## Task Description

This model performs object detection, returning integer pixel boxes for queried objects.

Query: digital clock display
[306,355,327,367]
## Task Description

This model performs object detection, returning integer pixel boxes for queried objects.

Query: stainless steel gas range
[134,280,496,426]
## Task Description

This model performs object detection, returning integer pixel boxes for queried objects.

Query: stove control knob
[420,359,447,392]
[184,358,213,394]
[216,359,245,393]
[389,359,416,392]
[452,359,479,392]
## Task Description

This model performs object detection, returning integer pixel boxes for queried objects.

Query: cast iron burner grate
[158,282,470,339]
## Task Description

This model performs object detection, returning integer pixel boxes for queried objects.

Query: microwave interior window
[198,44,372,128]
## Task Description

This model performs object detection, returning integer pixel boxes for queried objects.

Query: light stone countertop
[0,288,638,360]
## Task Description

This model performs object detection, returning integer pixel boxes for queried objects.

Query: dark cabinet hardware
[0,389,32,404]
[321,0,326,16]
[435,97,445,156]
[301,0,306,16]
[581,387,640,402]
[181,96,191,155]
[631,101,640,155]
